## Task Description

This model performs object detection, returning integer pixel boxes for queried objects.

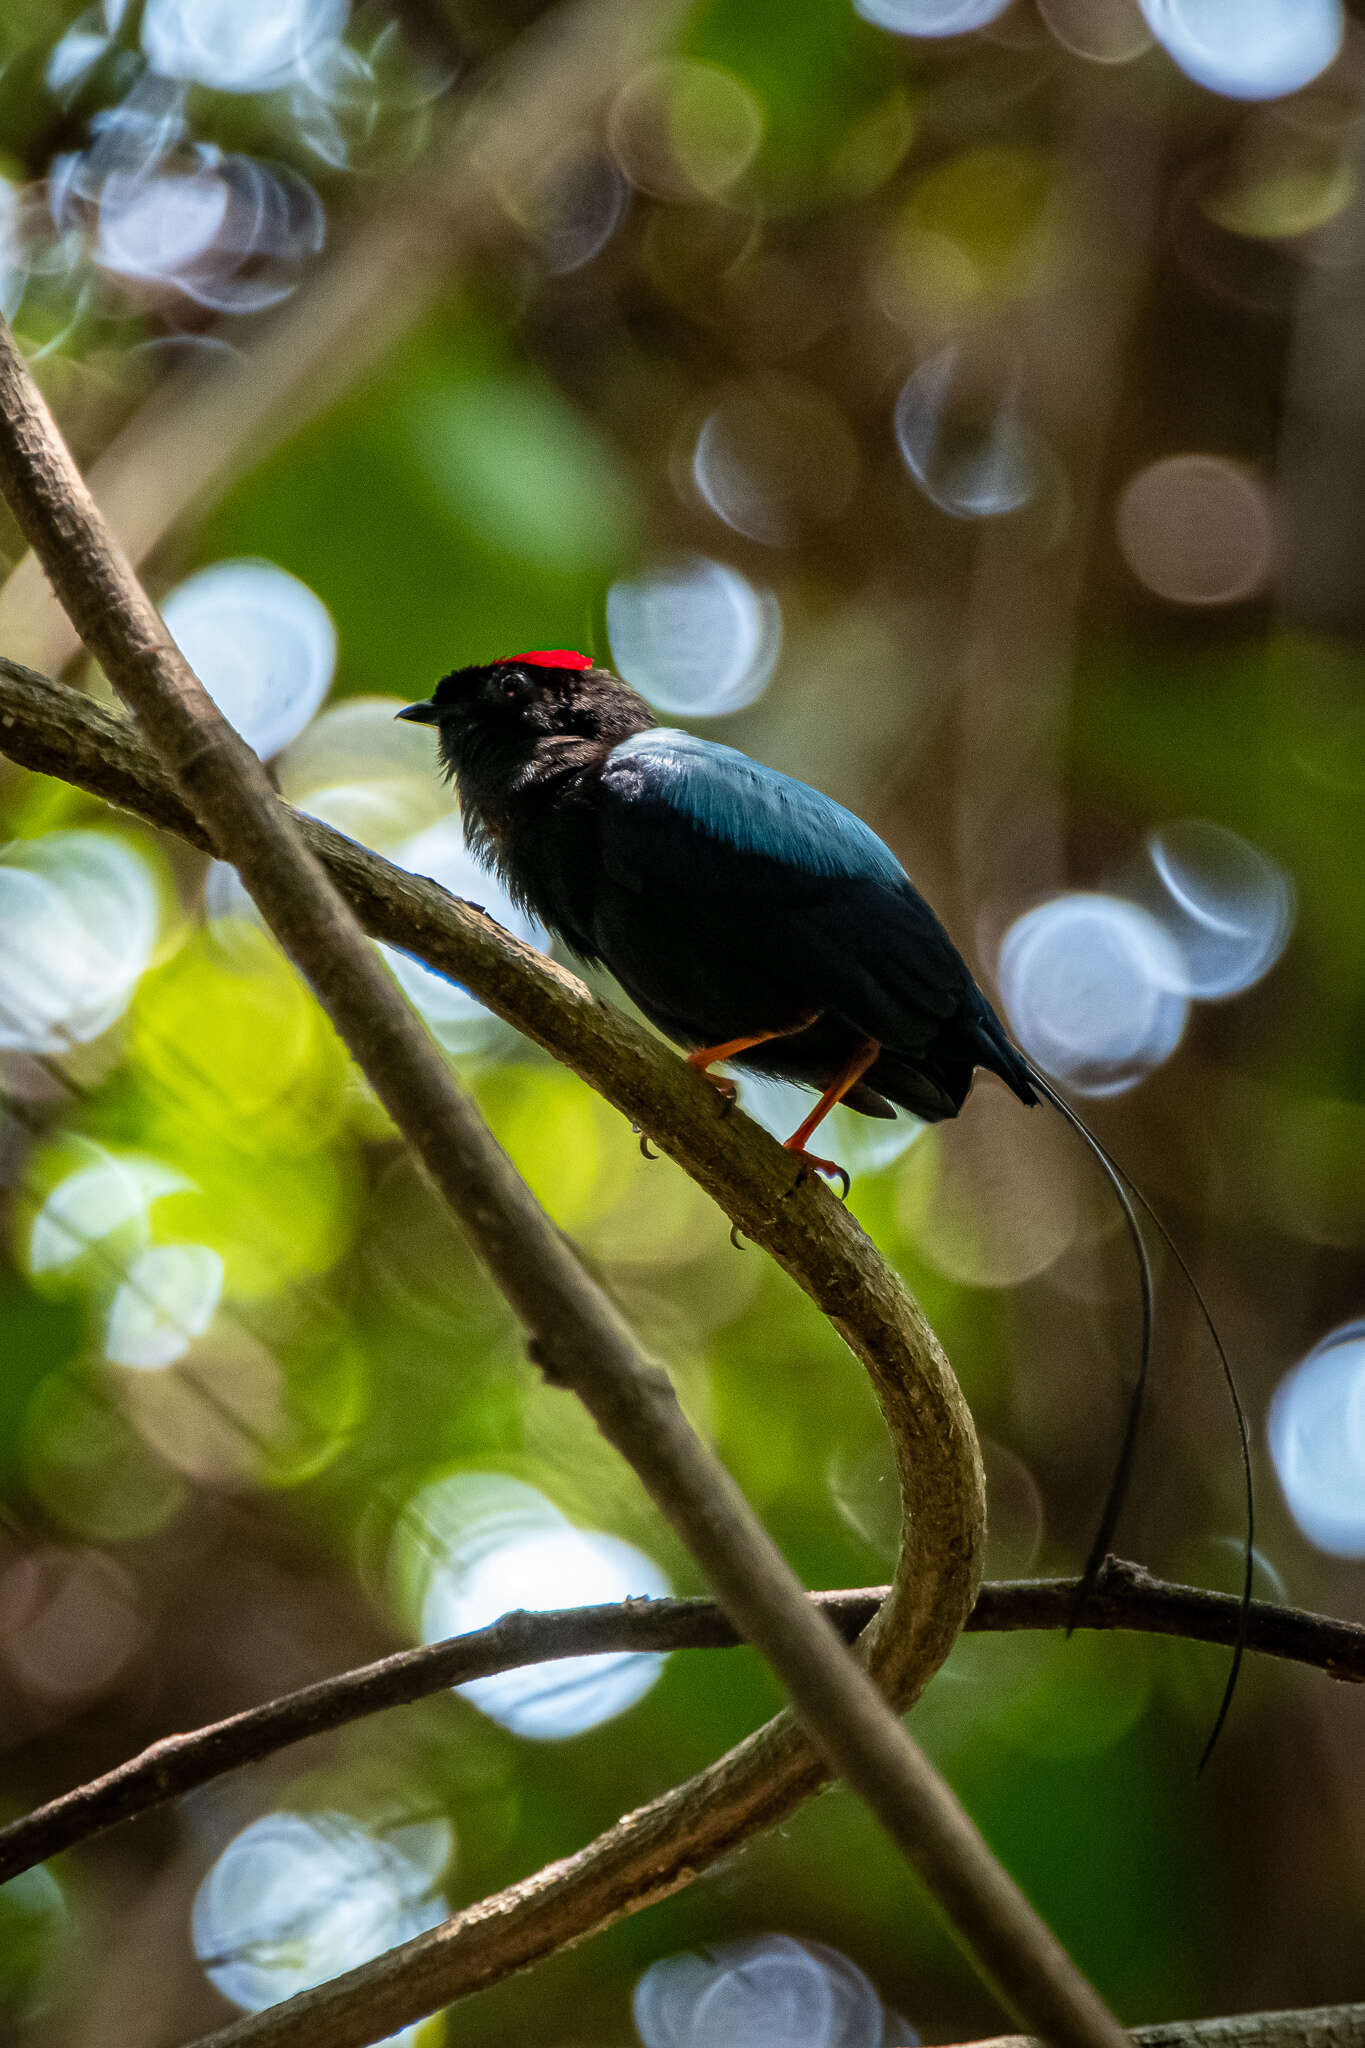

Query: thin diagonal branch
[0,1562,1359,1888]
[967,2008,1365,2048]
[0,322,1126,2048]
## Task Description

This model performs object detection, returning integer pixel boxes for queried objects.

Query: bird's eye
[498,667,528,702]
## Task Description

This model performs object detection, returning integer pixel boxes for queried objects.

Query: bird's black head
[398,650,653,793]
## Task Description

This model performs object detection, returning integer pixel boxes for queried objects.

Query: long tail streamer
[1024,1061,1254,1771]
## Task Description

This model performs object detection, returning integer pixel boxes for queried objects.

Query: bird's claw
[729,1222,747,1250]
[784,1147,851,1200]
[632,1124,658,1160]
[704,1073,738,1118]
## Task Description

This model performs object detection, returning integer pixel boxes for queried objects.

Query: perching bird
[399,646,1253,1767]
[398,648,1038,1187]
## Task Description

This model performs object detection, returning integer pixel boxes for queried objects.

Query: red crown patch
[494,649,593,670]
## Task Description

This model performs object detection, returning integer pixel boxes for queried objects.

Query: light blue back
[607,729,909,890]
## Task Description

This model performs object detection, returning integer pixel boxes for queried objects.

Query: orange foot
[685,1013,821,1119]
[783,1142,851,1200]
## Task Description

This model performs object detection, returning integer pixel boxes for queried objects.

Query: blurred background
[0,0,1362,2043]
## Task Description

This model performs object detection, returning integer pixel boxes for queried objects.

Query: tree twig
[0,325,1127,2048]
[0,1561,1359,1889]
[968,2006,1365,2048]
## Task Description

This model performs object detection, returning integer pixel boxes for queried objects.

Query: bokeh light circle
[192,1809,448,2038]
[22,1371,187,1543]
[998,893,1189,1094]
[1036,0,1153,63]
[827,1436,902,1563]
[1116,455,1275,607]
[47,7,121,101]
[520,151,629,274]
[0,178,30,321]
[896,1104,1081,1286]
[0,1547,144,1702]
[634,1933,910,2048]
[27,1152,189,1282]
[142,0,348,94]
[1146,819,1294,997]
[105,1243,225,1370]
[117,1322,291,1489]
[1137,0,1343,102]
[1268,1321,1365,1557]
[91,151,326,314]
[395,1472,670,1739]
[49,71,188,209]
[286,29,441,176]
[130,921,351,1164]
[895,349,1042,519]
[161,560,336,761]
[608,61,763,202]
[607,556,781,717]
[693,379,860,546]
[53,71,328,317]
[854,0,1011,36]
[275,695,453,850]
[0,832,161,1054]
[94,166,229,279]
[383,815,549,1052]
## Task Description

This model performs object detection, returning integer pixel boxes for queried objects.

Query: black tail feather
[972,1007,1040,1108]
[1110,1156,1255,1775]
[1023,1060,1254,1770]
[1025,1068,1154,1609]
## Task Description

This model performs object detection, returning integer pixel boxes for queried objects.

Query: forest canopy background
[0,1,1363,2044]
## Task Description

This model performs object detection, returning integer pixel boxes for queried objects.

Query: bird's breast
[464,780,604,959]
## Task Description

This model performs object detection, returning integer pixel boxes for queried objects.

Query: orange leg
[686,1012,820,1103]
[783,1037,881,1196]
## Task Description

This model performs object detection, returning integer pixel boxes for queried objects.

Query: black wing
[592,731,1026,1103]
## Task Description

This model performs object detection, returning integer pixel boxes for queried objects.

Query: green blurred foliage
[203,321,641,692]
[0,0,1362,2044]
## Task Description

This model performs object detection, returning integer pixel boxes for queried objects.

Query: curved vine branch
[0,319,1130,2048]
[0,1562,1359,1890]
[0,673,1016,2040]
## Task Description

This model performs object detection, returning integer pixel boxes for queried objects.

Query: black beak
[396,700,441,725]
